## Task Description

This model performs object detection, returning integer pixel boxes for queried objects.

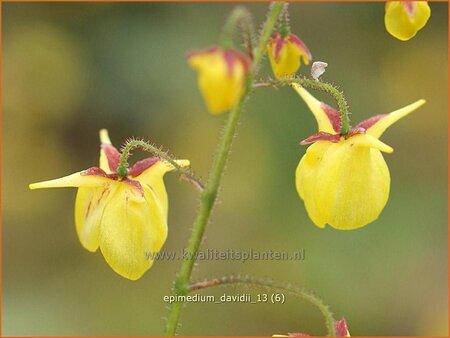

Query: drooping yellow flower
[29,129,189,280]
[266,32,311,79]
[293,84,425,230]
[385,1,431,41]
[187,46,250,115]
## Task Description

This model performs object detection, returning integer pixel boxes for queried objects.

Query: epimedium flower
[187,46,250,115]
[273,318,350,337]
[385,1,431,41]
[29,129,189,280]
[292,83,425,230]
[266,32,311,79]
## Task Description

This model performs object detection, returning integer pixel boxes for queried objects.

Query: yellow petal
[385,2,431,41]
[188,50,245,115]
[99,129,113,172]
[366,99,425,138]
[296,140,390,230]
[75,183,117,252]
[349,133,393,153]
[29,171,110,190]
[296,141,331,228]
[99,182,167,280]
[292,84,336,134]
[267,41,304,79]
[134,159,190,221]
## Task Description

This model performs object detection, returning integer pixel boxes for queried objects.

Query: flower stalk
[164,3,285,335]
[221,6,254,51]
[117,139,204,191]
[255,77,351,134]
[279,3,290,37]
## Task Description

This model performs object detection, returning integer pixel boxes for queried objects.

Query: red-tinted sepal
[101,143,121,172]
[300,132,341,145]
[353,114,386,131]
[128,157,160,177]
[334,318,350,336]
[81,166,144,196]
[320,103,342,133]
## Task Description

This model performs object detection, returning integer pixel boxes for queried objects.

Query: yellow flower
[29,129,189,280]
[187,46,250,115]
[266,32,311,79]
[293,84,425,230]
[385,1,431,41]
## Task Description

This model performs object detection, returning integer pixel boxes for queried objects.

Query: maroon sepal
[288,33,312,61]
[223,49,251,77]
[321,103,342,133]
[402,1,416,17]
[271,32,286,62]
[300,132,341,145]
[334,318,349,337]
[270,32,312,63]
[353,114,385,131]
[128,157,160,177]
[123,178,144,197]
[81,166,144,196]
[277,319,349,337]
[300,126,369,145]
[101,144,121,172]
[82,167,109,177]
[344,127,366,139]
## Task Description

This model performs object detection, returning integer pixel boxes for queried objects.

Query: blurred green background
[3,2,448,336]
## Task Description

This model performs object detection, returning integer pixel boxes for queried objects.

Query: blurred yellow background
[3,2,448,336]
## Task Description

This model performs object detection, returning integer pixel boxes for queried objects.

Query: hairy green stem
[252,2,283,69]
[256,77,351,134]
[279,3,290,37]
[117,139,204,191]
[164,3,284,335]
[189,275,336,336]
[221,6,254,50]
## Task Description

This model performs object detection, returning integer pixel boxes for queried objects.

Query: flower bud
[187,47,250,115]
[266,32,311,79]
[385,1,431,41]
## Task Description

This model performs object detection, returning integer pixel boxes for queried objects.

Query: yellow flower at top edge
[385,1,431,41]
[187,46,250,115]
[293,84,425,230]
[266,32,312,79]
[29,129,189,280]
